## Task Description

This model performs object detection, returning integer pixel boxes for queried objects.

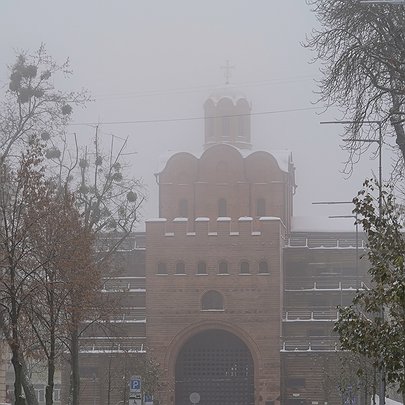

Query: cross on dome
[221,60,235,85]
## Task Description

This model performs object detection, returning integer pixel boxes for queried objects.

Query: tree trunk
[46,297,56,405]
[11,346,23,405]
[390,94,405,164]
[10,283,23,405]
[70,328,80,405]
[21,357,39,405]
[45,353,55,405]
[0,312,37,405]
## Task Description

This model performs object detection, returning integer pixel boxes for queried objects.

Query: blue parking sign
[144,394,153,404]
[130,376,141,392]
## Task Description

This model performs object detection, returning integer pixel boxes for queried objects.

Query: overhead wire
[93,75,314,100]
[70,105,322,127]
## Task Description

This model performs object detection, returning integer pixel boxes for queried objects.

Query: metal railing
[79,337,146,353]
[281,337,339,352]
[285,279,366,291]
[283,309,338,321]
[102,277,146,292]
[287,237,365,249]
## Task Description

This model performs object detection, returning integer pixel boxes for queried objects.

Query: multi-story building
[2,87,367,405]
[282,227,368,404]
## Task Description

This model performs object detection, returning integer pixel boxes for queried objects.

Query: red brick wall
[158,144,293,231]
[146,217,285,405]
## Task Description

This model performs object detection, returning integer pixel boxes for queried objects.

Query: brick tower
[146,88,296,405]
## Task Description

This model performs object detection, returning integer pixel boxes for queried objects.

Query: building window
[286,400,306,405]
[176,261,186,274]
[157,262,168,275]
[286,377,306,389]
[238,115,245,138]
[240,261,250,274]
[218,261,228,274]
[207,117,214,138]
[53,386,61,402]
[258,261,269,274]
[256,198,266,217]
[34,385,45,403]
[178,199,188,218]
[222,117,230,138]
[218,198,227,217]
[197,261,207,274]
[202,290,224,310]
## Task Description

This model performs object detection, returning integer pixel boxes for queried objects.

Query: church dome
[203,86,252,150]
[206,86,249,106]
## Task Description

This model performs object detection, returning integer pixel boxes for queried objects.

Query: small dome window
[178,199,188,218]
[218,198,227,217]
[256,198,266,217]
[222,117,230,138]
[238,115,246,139]
[202,290,224,310]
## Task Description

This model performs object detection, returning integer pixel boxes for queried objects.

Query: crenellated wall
[145,216,285,404]
[147,216,284,239]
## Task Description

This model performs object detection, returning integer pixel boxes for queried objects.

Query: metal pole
[377,121,386,405]
[355,213,359,289]
[378,122,383,212]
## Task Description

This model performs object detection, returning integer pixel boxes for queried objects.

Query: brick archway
[174,329,254,405]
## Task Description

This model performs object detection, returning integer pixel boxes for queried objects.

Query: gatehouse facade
[55,88,368,405]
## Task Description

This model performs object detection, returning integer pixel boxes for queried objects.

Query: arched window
[238,115,246,138]
[201,290,224,310]
[240,261,250,274]
[256,198,266,217]
[222,117,230,138]
[197,261,207,275]
[157,262,167,275]
[218,198,227,217]
[218,261,228,274]
[176,262,186,274]
[207,117,214,138]
[178,199,188,218]
[258,260,269,274]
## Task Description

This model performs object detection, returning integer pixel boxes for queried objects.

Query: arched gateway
[175,329,254,405]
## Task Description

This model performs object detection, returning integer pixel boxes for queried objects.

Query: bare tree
[45,127,145,405]
[26,183,98,405]
[0,143,52,405]
[0,45,88,165]
[0,47,145,405]
[103,350,161,405]
[0,46,89,405]
[306,0,405,176]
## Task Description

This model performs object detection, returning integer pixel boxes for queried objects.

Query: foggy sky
[0,1,393,229]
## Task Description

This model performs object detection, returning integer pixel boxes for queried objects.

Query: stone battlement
[146,216,285,240]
